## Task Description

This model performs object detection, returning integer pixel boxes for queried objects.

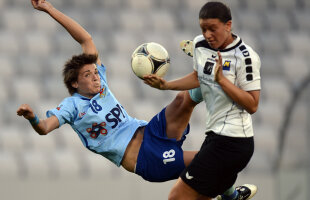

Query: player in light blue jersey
[17,0,200,183]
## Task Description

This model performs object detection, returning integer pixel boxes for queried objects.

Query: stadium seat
[85,152,121,180]
[0,81,8,109]
[22,151,53,179]
[179,11,201,33]
[0,31,21,56]
[2,8,29,32]
[260,55,284,77]
[126,0,154,10]
[245,0,272,11]
[0,127,27,153]
[238,30,261,52]
[183,0,211,12]
[273,0,297,10]
[52,150,83,179]
[15,55,43,79]
[236,10,265,32]
[58,125,85,153]
[12,78,42,103]
[0,152,20,179]
[259,32,288,56]
[41,78,68,100]
[24,32,52,56]
[158,0,183,10]
[281,54,310,86]
[108,77,137,111]
[26,130,59,153]
[118,10,148,32]
[303,0,310,9]
[111,31,140,54]
[30,11,58,35]
[253,125,278,162]
[53,32,81,54]
[149,11,177,32]
[100,0,125,10]
[285,31,310,57]
[89,12,119,34]
[258,101,286,131]
[294,10,310,31]
[265,11,293,32]
[262,77,292,107]
[0,56,14,80]
[70,0,98,9]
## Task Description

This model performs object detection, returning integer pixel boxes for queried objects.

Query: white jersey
[193,34,261,137]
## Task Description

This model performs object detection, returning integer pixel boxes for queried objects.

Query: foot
[180,40,193,57]
[216,184,257,200]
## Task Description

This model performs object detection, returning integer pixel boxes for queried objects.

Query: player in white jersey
[144,1,260,200]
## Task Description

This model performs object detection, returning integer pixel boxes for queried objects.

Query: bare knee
[172,91,196,110]
[168,185,180,200]
[173,91,186,107]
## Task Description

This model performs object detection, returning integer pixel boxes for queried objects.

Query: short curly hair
[63,53,98,95]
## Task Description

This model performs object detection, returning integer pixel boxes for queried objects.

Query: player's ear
[225,20,232,32]
[71,81,78,89]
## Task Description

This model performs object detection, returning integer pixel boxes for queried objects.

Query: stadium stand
[1,0,309,199]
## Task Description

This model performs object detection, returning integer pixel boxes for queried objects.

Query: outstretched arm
[31,0,101,65]
[143,71,200,90]
[17,104,59,135]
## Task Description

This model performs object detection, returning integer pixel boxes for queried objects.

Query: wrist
[29,115,40,126]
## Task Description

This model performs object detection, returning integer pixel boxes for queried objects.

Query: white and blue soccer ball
[131,42,170,79]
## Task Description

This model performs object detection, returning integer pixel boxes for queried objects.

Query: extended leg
[165,90,198,140]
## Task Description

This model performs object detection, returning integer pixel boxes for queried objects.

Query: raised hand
[31,0,52,12]
[214,51,224,83]
[17,104,35,120]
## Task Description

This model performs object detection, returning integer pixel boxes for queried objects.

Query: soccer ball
[131,42,170,79]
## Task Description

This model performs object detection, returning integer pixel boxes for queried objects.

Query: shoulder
[193,35,206,46]
[236,38,261,66]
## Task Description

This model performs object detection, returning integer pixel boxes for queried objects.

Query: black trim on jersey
[195,38,243,52]
[245,58,252,65]
[246,74,253,81]
[246,66,253,73]
[239,45,246,51]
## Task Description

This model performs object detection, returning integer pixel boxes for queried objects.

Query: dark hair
[63,53,98,95]
[199,1,232,23]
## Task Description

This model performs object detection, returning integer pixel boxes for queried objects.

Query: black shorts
[180,132,254,198]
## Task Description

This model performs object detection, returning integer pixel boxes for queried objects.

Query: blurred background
[0,0,310,199]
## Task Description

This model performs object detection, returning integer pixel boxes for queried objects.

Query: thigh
[180,134,254,198]
[135,117,186,182]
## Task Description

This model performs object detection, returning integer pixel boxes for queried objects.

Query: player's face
[72,64,101,99]
[199,18,233,49]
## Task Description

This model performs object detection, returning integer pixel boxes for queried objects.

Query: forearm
[166,71,200,90]
[32,119,49,135]
[29,115,59,136]
[46,6,93,49]
[218,77,259,114]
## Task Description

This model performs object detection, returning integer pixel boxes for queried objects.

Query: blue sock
[222,189,238,200]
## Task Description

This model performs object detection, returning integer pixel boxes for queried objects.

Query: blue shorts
[135,108,190,182]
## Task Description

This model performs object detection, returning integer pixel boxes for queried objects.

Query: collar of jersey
[195,33,242,52]
[73,92,94,101]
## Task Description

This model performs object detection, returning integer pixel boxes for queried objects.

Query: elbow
[36,129,48,136]
[247,105,258,115]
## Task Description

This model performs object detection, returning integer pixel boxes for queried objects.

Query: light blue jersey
[47,64,148,166]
